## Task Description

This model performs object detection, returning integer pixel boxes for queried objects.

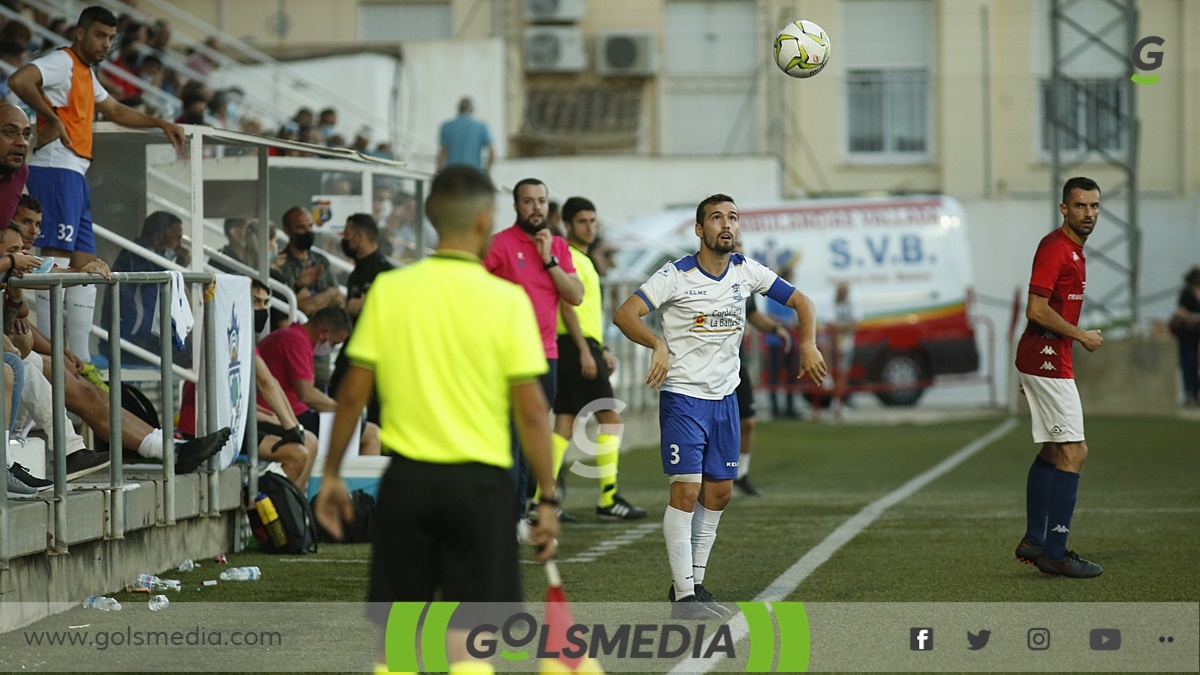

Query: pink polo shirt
[484,225,576,359]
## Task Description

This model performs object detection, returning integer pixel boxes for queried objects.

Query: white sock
[736,453,751,479]
[137,429,164,459]
[34,257,72,336]
[65,284,97,363]
[691,503,723,585]
[663,506,695,599]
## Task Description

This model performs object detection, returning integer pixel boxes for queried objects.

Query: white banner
[212,274,253,468]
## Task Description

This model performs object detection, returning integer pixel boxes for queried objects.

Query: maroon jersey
[1015,229,1086,378]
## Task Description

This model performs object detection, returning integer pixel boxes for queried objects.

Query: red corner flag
[539,560,604,674]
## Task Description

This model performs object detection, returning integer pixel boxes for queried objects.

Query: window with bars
[845,69,930,158]
[1039,78,1127,154]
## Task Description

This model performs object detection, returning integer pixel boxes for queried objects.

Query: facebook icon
[910,627,934,651]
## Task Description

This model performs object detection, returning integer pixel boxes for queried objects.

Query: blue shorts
[659,390,741,480]
[28,166,95,254]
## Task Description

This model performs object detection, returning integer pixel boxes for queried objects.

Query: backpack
[247,471,319,554]
[312,489,375,543]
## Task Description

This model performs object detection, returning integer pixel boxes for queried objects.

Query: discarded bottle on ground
[135,574,182,592]
[83,596,122,611]
[219,566,261,581]
[148,595,170,611]
[177,558,195,572]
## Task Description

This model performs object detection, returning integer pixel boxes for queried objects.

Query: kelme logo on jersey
[384,601,812,672]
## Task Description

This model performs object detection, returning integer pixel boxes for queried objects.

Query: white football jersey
[636,253,793,399]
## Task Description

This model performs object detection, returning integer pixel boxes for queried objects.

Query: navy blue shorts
[28,166,95,254]
[659,390,741,480]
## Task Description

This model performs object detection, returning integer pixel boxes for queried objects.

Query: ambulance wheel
[874,352,927,407]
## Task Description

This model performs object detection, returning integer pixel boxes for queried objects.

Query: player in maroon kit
[1013,177,1105,579]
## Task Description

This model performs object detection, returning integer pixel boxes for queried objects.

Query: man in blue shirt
[438,97,493,172]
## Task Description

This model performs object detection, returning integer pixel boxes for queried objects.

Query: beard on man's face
[517,213,545,235]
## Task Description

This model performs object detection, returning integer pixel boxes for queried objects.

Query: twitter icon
[967,630,992,650]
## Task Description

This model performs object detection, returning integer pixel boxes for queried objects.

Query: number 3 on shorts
[58,223,75,243]
[669,443,680,465]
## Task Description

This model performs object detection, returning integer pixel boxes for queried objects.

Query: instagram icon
[1027,628,1051,651]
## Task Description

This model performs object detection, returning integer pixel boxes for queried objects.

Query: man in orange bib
[9,5,184,366]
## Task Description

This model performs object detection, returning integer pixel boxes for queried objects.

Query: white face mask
[313,340,333,357]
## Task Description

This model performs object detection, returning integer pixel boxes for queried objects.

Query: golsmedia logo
[383,601,812,672]
[1131,35,1165,85]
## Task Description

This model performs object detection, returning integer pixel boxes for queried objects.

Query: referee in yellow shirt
[315,166,560,674]
[550,197,647,520]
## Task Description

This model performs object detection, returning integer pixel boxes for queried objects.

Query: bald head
[0,103,31,175]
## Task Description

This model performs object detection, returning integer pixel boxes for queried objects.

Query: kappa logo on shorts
[1040,361,1056,371]
[1050,425,1063,435]
[1040,346,1057,356]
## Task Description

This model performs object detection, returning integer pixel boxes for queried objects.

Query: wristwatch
[543,255,559,270]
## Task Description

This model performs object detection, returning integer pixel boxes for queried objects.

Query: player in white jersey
[613,194,826,619]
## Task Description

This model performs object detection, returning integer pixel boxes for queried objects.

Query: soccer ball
[773,20,830,79]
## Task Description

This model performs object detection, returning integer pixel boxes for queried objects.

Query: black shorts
[736,366,756,419]
[554,336,614,416]
[367,455,521,627]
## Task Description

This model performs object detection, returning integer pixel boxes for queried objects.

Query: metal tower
[1047,0,1142,327]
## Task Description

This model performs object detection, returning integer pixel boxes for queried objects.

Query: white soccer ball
[773,20,830,79]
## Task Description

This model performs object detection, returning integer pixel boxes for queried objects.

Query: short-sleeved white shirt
[27,49,108,175]
[636,253,793,399]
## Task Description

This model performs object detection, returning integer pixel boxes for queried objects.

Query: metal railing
[0,271,231,570]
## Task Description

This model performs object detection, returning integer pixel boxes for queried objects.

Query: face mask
[340,238,357,259]
[313,339,333,357]
[292,231,315,251]
[161,248,177,262]
[226,101,240,123]
[254,308,269,333]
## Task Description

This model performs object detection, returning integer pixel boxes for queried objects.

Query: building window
[1039,78,1126,154]
[846,69,930,155]
[841,0,933,161]
[359,2,451,42]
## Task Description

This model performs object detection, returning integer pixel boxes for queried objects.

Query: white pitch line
[669,417,1018,675]
[561,523,659,564]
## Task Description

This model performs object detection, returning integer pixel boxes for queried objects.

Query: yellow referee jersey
[556,244,604,344]
[345,250,547,467]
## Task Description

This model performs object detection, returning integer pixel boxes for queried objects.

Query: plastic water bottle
[135,574,181,592]
[83,596,122,611]
[177,559,195,572]
[148,595,169,611]
[219,566,261,581]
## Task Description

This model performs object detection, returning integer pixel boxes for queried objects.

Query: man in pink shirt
[485,177,583,518]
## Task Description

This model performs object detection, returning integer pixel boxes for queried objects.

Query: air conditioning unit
[524,27,586,73]
[525,0,585,23]
[596,30,657,76]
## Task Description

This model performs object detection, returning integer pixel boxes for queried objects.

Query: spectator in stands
[177,280,319,488]
[329,213,392,425]
[0,103,31,227]
[369,141,394,160]
[217,217,256,268]
[257,305,381,455]
[764,259,801,419]
[10,5,185,367]
[0,21,32,53]
[136,54,165,95]
[183,36,220,81]
[293,107,315,129]
[207,89,231,129]
[351,126,371,153]
[546,199,562,238]
[273,205,343,316]
[104,211,192,366]
[176,92,208,125]
[12,193,41,251]
[1172,266,1200,406]
[438,96,493,172]
[0,41,26,101]
[317,107,337,139]
[146,19,171,54]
